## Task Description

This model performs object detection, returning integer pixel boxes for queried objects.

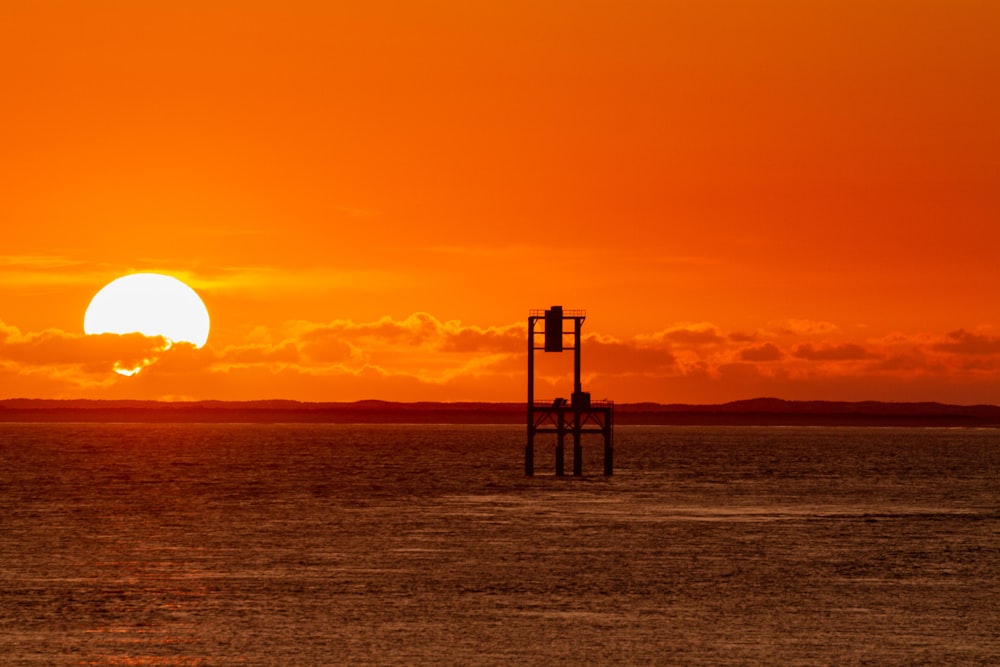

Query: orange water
[1,424,997,665]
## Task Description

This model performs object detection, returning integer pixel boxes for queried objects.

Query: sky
[2,1,999,404]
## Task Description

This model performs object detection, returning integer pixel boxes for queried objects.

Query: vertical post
[573,410,582,476]
[555,413,565,476]
[526,316,535,476]
[573,316,582,397]
[572,316,584,476]
[603,412,613,476]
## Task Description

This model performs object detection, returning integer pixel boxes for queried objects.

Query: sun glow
[84,273,210,375]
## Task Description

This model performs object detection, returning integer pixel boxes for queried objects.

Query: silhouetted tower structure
[526,306,614,476]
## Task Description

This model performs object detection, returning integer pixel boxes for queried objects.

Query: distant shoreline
[2,398,1000,427]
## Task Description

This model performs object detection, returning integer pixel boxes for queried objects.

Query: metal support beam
[526,315,537,476]
[574,316,582,397]
[573,414,582,477]
[603,419,613,477]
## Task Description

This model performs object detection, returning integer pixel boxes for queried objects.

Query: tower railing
[529,308,586,319]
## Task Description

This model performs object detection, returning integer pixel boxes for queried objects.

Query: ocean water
[0,423,997,665]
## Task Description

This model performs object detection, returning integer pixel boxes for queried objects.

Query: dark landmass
[2,397,1000,426]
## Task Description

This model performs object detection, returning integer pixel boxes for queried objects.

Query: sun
[84,273,211,350]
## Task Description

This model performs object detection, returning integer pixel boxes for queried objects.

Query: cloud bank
[2,314,999,404]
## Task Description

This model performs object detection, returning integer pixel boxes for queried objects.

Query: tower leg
[525,440,534,477]
[555,434,565,477]
[573,431,582,476]
[555,411,566,476]
[604,438,613,476]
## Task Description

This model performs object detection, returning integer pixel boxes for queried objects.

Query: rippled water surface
[1,424,997,665]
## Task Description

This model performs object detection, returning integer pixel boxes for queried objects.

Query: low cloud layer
[2,314,1000,404]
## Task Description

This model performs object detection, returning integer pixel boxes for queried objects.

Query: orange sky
[3,1,1000,404]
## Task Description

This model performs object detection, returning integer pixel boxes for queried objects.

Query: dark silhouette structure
[526,306,614,476]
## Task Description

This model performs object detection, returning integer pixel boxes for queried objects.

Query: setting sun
[84,273,210,350]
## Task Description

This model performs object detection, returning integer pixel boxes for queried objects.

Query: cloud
[0,324,168,372]
[0,255,407,301]
[287,313,524,359]
[728,331,759,343]
[739,342,783,362]
[4,314,1000,404]
[792,342,872,361]
[298,328,358,363]
[578,337,678,374]
[780,319,840,336]
[642,322,724,345]
[866,353,936,374]
[189,265,407,295]
[219,341,302,365]
[188,313,530,397]
[440,323,524,354]
[934,329,1000,355]
[0,255,119,288]
[0,320,186,395]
